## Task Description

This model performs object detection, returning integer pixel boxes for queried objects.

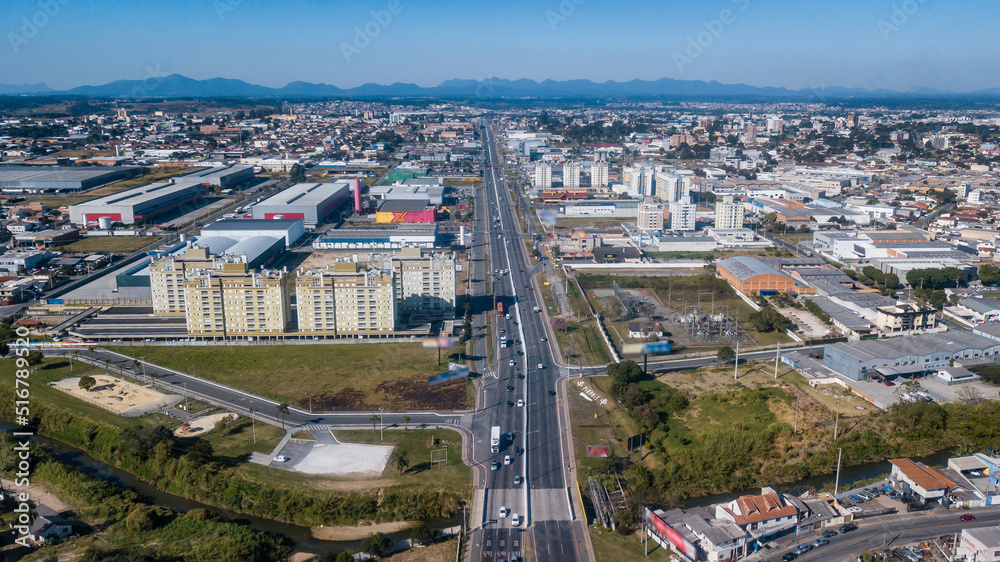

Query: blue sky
[4,0,999,92]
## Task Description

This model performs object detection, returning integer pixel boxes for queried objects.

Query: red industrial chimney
[353,178,362,213]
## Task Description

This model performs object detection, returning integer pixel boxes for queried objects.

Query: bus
[497,302,504,316]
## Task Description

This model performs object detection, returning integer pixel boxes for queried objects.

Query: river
[686,448,956,508]
[6,424,459,555]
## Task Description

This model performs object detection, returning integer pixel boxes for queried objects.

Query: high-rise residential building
[637,199,665,232]
[627,166,656,197]
[533,162,552,188]
[591,152,609,188]
[150,247,216,315]
[766,117,784,134]
[183,264,292,337]
[715,195,745,229]
[669,197,697,232]
[389,248,456,323]
[746,123,757,143]
[563,162,581,188]
[295,262,395,336]
[655,170,691,203]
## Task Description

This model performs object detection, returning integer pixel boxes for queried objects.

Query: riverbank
[312,520,416,541]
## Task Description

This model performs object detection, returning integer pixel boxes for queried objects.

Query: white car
[504,455,512,465]
[273,455,289,463]
[499,506,510,518]
[509,359,515,367]
[847,506,862,513]
[516,399,524,407]
[512,513,522,526]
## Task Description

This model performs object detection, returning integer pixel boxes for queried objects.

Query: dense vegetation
[0,386,463,528]
[906,267,965,290]
[595,360,1000,527]
[0,435,291,561]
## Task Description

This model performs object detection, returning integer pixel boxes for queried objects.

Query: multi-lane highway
[467,122,590,562]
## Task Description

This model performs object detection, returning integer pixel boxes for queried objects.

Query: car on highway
[507,385,514,392]
[839,523,857,533]
[504,455,512,465]
[794,543,813,554]
[509,359,515,367]
[538,363,544,369]
[499,506,509,518]
[500,328,506,334]
[812,538,829,547]
[540,337,547,342]
[548,390,556,396]
[512,513,521,526]
[507,400,514,407]
[960,513,976,521]
[491,461,499,471]
[273,456,289,463]
[517,373,524,379]
[516,399,524,407]
[821,530,838,538]
[515,446,523,455]
[514,475,522,485]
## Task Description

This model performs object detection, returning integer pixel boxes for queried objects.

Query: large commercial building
[183,264,292,337]
[68,180,203,226]
[716,256,815,296]
[822,332,1000,381]
[0,166,139,193]
[251,181,351,227]
[172,164,254,188]
[375,200,436,223]
[715,195,745,229]
[295,263,396,336]
[312,224,439,250]
[200,219,304,247]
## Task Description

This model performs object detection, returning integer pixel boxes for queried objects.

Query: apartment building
[150,248,215,315]
[636,199,665,232]
[715,195,745,229]
[295,262,395,336]
[389,248,456,323]
[563,162,581,188]
[533,162,552,188]
[669,197,696,232]
[183,263,292,337]
[592,152,609,187]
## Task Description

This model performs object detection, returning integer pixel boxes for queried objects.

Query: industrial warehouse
[0,165,141,193]
[250,180,353,227]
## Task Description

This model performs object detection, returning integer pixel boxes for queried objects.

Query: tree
[717,346,736,364]
[0,340,7,357]
[369,414,380,432]
[25,350,43,366]
[409,525,435,546]
[551,317,567,332]
[79,375,97,391]
[980,264,1000,286]
[186,439,214,463]
[289,163,306,183]
[392,450,409,475]
[563,346,574,361]
[276,403,289,430]
[360,532,393,557]
[748,307,792,333]
[403,415,411,430]
[957,385,983,404]
[607,360,644,398]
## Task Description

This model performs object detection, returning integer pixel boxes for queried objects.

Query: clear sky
[4,0,999,92]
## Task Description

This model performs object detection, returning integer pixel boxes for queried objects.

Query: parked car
[273,456,289,463]
[812,538,829,547]
[781,553,798,561]
[821,530,838,538]
[885,381,896,387]
[839,523,858,533]
[848,506,863,513]
[794,543,813,554]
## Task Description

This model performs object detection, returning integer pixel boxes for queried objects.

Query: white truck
[490,426,501,453]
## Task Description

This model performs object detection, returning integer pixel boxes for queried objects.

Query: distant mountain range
[3,75,1000,100]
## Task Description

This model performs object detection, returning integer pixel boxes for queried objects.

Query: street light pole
[379,407,384,441]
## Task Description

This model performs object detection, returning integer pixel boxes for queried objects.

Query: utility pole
[834,395,840,441]
[250,407,256,444]
[379,406,384,441]
[774,342,780,379]
[734,338,740,380]
[793,397,799,435]
[834,447,842,496]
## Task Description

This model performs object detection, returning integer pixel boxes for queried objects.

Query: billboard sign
[428,365,470,387]
[586,446,610,458]
[644,508,698,561]
[622,342,672,355]
[627,433,646,452]
[422,337,456,349]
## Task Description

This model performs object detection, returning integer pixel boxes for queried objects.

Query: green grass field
[55,235,160,254]
[109,343,470,411]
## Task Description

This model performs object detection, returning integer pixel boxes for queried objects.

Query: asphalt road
[759,506,1000,561]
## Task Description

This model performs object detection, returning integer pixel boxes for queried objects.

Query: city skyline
[4,0,1000,93]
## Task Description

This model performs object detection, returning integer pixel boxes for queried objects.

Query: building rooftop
[256,181,350,207]
[828,331,997,363]
[378,199,430,213]
[717,256,787,281]
[959,297,1000,315]
[202,219,303,232]
[890,458,957,491]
